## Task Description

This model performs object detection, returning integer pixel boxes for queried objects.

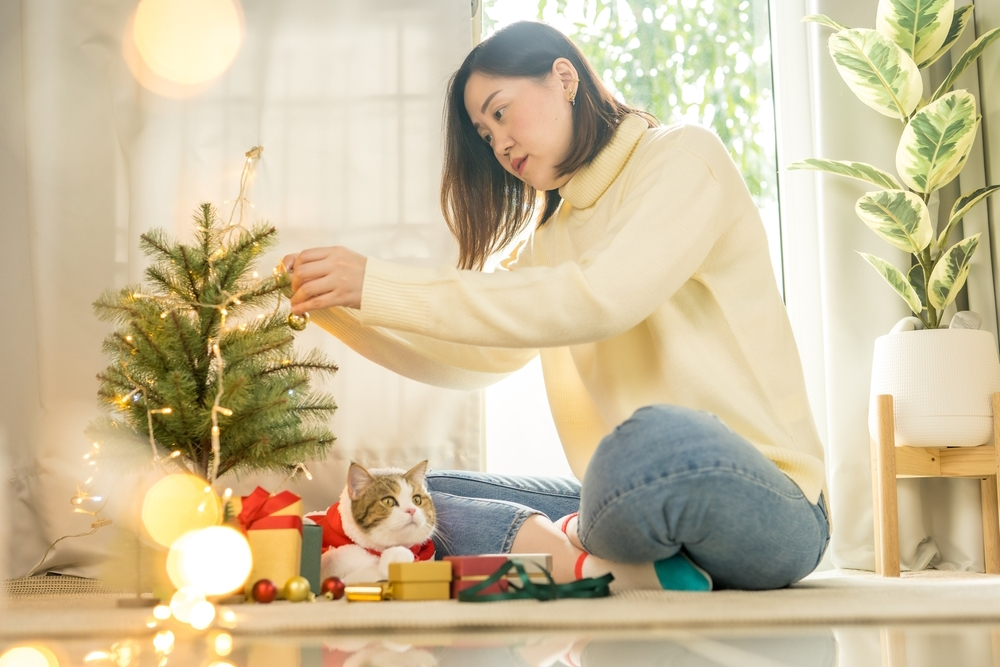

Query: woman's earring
[569,77,580,106]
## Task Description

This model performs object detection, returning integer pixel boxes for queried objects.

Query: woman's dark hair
[441,21,656,270]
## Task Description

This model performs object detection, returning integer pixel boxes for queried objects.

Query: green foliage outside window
[484,0,777,207]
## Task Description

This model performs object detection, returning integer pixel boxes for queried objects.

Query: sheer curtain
[774,0,1000,572]
[0,0,476,579]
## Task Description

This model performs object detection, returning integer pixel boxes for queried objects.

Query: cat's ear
[346,462,374,500]
[404,460,429,490]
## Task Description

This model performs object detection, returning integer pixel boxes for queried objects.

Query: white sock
[560,513,660,590]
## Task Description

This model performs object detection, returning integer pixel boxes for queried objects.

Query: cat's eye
[381,497,397,508]
[412,495,422,506]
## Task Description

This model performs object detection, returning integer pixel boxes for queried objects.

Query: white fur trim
[321,544,378,582]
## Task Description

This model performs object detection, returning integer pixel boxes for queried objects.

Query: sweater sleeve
[308,306,538,391]
[358,130,727,347]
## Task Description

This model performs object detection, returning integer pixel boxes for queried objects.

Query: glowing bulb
[132,0,243,85]
[83,652,109,663]
[216,407,233,417]
[141,474,221,547]
[152,630,175,654]
[213,632,233,656]
[220,308,228,316]
[219,609,237,628]
[212,426,220,436]
[166,526,252,596]
[0,646,59,667]
[252,271,258,278]
[189,600,216,630]
[153,604,171,620]
[169,588,204,624]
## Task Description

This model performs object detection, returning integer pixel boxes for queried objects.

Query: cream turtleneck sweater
[311,115,827,504]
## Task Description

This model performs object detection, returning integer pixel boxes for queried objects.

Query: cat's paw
[377,546,416,579]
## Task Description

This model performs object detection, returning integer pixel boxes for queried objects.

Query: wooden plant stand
[870,393,1000,577]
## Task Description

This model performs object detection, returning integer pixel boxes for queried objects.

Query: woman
[282,21,829,591]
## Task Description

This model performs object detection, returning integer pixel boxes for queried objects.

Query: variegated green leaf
[876,0,954,65]
[803,14,849,32]
[908,263,927,309]
[860,253,925,315]
[927,233,980,310]
[787,159,903,190]
[919,4,974,68]
[896,90,979,193]
[855,189,934,253]
[829,29,923,120]
[931,27,1000,101]
[937,185,1000,249]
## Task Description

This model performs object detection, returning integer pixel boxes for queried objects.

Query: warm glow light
[169,588,204,624]
[218,609,238,629]
[0,646,59,667]
[213,632,233,656]
[189,600,217,630]
[152,604,171,620]
[166,526,252,595]
[133,0,243,85]
[152,631,175,655]
[141,474,220,547]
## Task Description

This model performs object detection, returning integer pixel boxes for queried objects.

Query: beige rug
[3,570,1000,638]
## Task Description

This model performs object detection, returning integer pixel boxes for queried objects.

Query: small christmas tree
[86,157,337,484]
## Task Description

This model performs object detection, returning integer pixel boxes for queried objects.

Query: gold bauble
[283,576,311,602]
[286,312,310,331]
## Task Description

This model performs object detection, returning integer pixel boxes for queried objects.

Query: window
[482,0,781,476]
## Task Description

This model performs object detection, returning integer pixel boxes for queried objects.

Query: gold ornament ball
[283,576,311,602]
[287,312,310,331]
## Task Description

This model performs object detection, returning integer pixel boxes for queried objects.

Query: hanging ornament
[321,576,345,600]
[286,312,310,331]
[283,576,311,602]
[251,579,277,604]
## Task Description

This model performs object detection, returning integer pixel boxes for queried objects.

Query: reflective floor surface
[3,624,1000,667]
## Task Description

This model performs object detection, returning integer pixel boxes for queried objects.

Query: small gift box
[387,561,452,601]
[232,487,303,598]
[445,555,509,598]
[446,554,554,598]
[301,521,323,594]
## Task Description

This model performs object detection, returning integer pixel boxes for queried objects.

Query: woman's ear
[551,57,579,94]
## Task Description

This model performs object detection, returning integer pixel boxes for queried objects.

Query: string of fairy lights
[29,146,314,578]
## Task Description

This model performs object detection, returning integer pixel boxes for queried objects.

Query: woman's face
[464,58,579,192]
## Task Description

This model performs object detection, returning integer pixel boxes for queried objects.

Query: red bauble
[252,579,277,603]
[321,576,345,600]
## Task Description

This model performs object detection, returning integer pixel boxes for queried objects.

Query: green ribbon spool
[457,559,614,602]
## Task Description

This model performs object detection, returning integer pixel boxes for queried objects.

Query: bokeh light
[166,526,252,595]
[152,631,175,655]
[141,474,220,547]
[169,587,205,624]
[213,632,234,656]
[189,600,217,630]
[0,646,59,667]
[122,0,244,98]
[134,0,242,84]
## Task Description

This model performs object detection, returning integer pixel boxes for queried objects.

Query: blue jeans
[427,404,830,590]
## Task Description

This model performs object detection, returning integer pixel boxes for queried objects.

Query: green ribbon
[457,559,614,602]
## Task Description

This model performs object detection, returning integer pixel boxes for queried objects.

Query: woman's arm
[308,306,538,391]
[359,128,729,348]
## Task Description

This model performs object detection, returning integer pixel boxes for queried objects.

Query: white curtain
[773,0,999,572]
[0,0,477,580]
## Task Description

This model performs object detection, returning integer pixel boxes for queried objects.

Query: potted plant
[790,1,1000,447]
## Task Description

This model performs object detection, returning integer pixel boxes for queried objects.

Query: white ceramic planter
[869,329,1000,447]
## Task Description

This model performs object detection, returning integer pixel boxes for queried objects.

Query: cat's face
[347,461,436,550]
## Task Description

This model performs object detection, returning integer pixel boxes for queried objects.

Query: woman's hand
[281,246,368,314]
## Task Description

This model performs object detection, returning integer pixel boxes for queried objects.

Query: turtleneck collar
[558,115,648,209]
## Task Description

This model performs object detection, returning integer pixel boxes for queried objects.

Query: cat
[307,461,437,584]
